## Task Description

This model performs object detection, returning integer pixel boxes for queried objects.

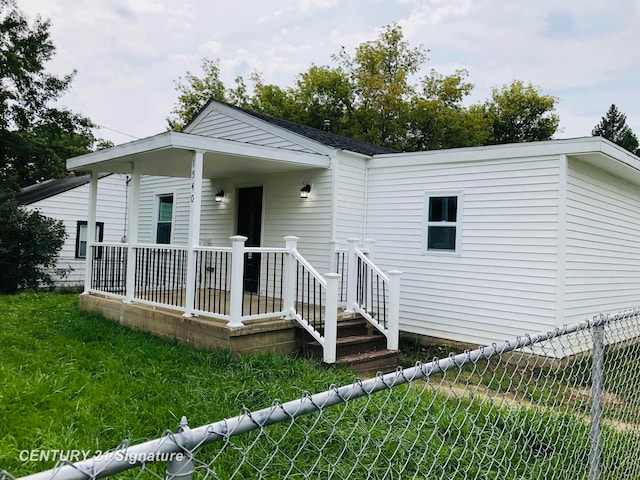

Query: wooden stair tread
[335,349,401,364]
[308,334,384,348]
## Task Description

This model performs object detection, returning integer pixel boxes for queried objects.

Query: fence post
[589,319,605,480]
[386,270,402,350]
[283,236,300,318]
[166,416,194,480]
[345,238,359,312]
[228,235,247,327]
[323,273,341,364]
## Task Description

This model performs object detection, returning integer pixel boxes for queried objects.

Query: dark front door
[236,186,263,293]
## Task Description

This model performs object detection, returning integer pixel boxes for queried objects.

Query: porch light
[300,183,311,198]
[215,190,225,202]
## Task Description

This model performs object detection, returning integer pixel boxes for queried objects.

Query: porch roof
[67,131,330,177]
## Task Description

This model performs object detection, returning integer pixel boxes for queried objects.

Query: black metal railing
[194,249,231,316]
[241,251,285,317]
[356,256,387,329]
[134,247,188,308]
[295,257,325,333]
[90,244,127,295]
[334,250,348,305]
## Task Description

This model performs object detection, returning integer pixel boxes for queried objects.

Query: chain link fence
[4,309,640,479]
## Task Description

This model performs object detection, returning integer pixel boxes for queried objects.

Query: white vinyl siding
[138,177,190,245]
[564,158,640,325]
[365,155,561,346]
[186,109,318,154]
[334,152,367,240]
[138,168,334,273]
[23,174,128,286]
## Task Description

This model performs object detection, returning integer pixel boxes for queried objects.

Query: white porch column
[82,171,98,294]
[283,236,300,318]
[229,235,248,327]
[345,238,360,312]
[184,150,204,317]
[387,270,402,351]
[125,164,140,303]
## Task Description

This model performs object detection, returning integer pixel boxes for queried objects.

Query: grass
[2,293,640,479]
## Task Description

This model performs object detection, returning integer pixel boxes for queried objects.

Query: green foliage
[0,200,67,293]
[484,80,560,144]
[168,24,560,151]
[0,0,96,194]
[592,104,640,155]
[167,58,227,131]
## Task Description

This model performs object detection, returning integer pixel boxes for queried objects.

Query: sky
[18,0,640,146]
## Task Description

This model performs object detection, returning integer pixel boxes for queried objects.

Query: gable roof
[185,99,398,156]
[3,174,112,206]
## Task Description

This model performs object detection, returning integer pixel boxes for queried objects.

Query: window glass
[156,195,173,244]
[76,222,104,258]
[429,196,457,222]
[424,193,461,253]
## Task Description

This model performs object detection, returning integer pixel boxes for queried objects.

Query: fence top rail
[354,247,388,282]
[291,250,327,288]
[12,307,640,480]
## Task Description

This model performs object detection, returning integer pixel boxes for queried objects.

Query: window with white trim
[424,192,463,254]
[75,221,104,258]
[156,194,174,244]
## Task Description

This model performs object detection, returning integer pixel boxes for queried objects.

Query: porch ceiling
[67,131,331,178]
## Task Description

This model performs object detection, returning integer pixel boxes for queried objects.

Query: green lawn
[0,293,356,476]
[2,293,639,479]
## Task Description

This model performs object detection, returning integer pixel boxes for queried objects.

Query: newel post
[362,239,376,261]
[283,236,300,318]
[323,273,341,364]
[387,270,402,350]
[345,238,360,312]
[228,235,247,327]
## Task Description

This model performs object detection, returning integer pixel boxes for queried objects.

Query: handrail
[291,249,327,288]
[353,247,388,282]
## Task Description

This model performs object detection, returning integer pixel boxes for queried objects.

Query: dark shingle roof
[2,174,111,206]
[188,99,398,156]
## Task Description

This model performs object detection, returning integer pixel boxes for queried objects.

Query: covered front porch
[68,131,400,363]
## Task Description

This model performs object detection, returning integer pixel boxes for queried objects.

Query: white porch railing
[86,236,344,363]
[332,238,401,351]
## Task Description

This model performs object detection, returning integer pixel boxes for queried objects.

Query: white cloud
[298,0,337,13]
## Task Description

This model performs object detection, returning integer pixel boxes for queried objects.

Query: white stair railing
[283,236,340,363]
[334,238,401,351]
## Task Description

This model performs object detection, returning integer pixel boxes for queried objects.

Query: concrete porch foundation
[79,293,298,355]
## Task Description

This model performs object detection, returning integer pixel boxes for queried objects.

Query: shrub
[0,200,67,293]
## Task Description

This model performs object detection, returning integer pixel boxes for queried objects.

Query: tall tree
[0,0,95,194]
[592,104,639,155]
[168,25,561,151]
[406,69,491,150]
[167,58,227,131]
[484,80,559,144]
[335,23,427,149]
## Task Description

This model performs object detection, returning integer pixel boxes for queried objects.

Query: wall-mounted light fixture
[300,183,311,199]
[215,190,225,202]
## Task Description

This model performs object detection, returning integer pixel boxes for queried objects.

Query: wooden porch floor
[134,288,325,322]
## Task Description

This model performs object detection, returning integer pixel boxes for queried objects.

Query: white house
[11,174,128,287]
[65,99,640,359]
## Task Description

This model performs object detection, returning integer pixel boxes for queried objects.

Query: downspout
[556,154,568,328]
[329,150,339,246]
[363,157,369,240]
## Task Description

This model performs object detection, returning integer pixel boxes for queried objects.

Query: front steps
[299,314,400,378]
